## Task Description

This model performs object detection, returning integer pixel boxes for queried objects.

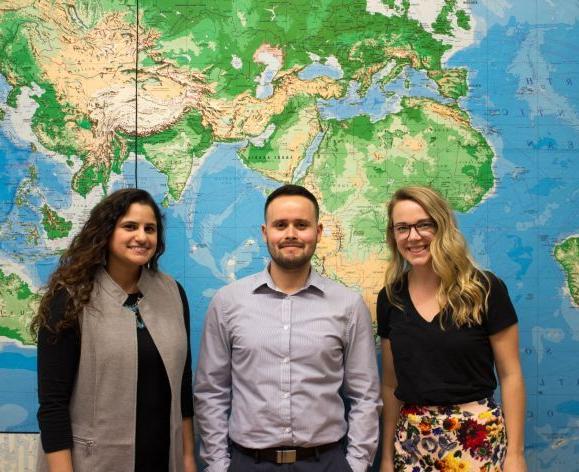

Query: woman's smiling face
[391,199,437,268]
[107,203,158,272]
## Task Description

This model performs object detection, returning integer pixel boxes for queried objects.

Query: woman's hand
[503,451,527,472]
[45,449,74,472]
[183,454,197,472]
[182,417,196,472]
[491,325,527,472]
[379,458,395,472]
[380,339,402,472]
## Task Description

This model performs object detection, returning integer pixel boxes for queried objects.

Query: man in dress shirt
[194,184,381,472]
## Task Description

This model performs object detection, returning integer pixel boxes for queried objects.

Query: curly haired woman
[32,188,196,472]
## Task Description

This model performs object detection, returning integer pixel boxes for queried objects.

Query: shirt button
[282,357,290,363]
[283,392,290,398]
[285,427,291,433]
[283,325,289,330]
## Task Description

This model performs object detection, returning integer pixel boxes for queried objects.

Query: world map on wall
[0,1,578,470]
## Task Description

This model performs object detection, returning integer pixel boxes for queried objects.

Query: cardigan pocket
[72,435,94,457]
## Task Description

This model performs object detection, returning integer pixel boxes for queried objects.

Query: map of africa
[0,1,578,470]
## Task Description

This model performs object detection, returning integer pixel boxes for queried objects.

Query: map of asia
[0,1,578,470]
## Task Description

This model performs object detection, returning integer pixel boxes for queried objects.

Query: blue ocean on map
[317,66,452,122]
[299,61,343,81]
[0,342,37,431]
[448,18,579,467]
[0,79,33,223]
[0,75,39,431]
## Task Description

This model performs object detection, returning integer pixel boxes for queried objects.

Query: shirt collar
[252,263,326,294]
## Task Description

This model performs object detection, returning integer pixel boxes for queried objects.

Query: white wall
[0,434,38,472]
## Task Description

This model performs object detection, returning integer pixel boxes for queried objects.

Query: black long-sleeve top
[37,282,193,466]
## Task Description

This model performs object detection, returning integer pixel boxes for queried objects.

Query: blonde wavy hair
[384,186,490,327]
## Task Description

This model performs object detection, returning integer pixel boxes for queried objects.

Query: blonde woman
[378,186,527,472]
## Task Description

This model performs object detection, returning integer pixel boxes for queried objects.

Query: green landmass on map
[0,14,83,155]
[456,10,471,30]
[308,96,493,212]
[0,269,39,345]
[0,4,137,197]
[141,0,449,98]
[40,204,72,240]
[137,110,214,202]
[14,165,38,208]
[72,135,133,197]
[74,0,137,26]
[0,10,119,197]
[431,2,470,34]
[427,68,468,99]
[239,96,321,181]
[554,237,579,306]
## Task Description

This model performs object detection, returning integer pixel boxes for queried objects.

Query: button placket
[280,295,292,437]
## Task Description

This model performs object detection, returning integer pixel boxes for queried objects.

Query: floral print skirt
[394,397,507,472]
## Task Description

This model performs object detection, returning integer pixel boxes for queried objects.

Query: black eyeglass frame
[391,220,437,239]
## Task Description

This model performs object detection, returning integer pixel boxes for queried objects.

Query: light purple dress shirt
[194,266,382,472]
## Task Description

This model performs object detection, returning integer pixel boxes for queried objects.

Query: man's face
[262,195,322,271]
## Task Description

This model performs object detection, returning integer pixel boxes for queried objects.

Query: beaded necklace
[124,294,145,329]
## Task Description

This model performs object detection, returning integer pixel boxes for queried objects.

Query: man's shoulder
[314,272,363,304]
[214,271,263,298]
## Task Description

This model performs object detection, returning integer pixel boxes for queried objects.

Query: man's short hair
[264,184,320,221]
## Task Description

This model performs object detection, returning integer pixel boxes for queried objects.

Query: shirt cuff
[203,457,230,472]
[346,455,369,472]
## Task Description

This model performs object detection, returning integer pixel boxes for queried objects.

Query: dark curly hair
[30,188,165,338]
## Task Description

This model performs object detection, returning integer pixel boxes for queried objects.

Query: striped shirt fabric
[194,266,382,472]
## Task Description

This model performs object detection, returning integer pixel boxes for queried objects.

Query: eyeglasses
[392,220,436,238]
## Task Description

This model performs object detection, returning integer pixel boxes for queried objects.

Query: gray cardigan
[37,268,187,472]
